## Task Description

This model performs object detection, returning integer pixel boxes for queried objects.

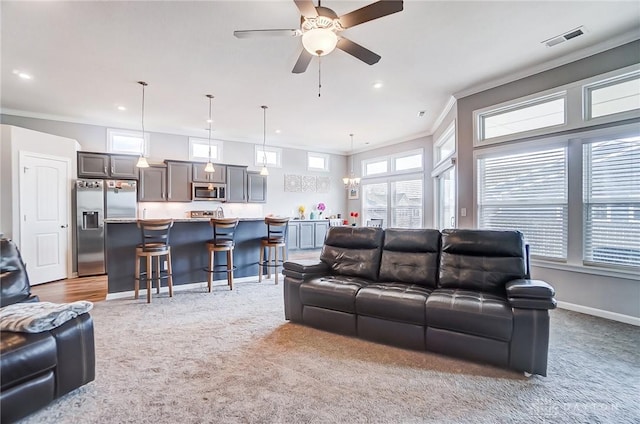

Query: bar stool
[205,218,239,292]
[134,219,174,303]
[259,217,289,285]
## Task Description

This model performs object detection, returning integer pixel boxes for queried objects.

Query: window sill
[531,259,640,281]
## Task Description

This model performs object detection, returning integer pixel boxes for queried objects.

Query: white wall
[0,115,350,220]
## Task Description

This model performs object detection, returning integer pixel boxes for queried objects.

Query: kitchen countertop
[104,217,266,223]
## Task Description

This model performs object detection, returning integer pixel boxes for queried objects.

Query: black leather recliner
[283,227,556,376]
[0,238,96,423]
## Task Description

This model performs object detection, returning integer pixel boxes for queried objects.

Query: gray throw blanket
[0,301,93,333]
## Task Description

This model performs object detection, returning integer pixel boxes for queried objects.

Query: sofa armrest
[506,279,556,310]
[283,260,330,281]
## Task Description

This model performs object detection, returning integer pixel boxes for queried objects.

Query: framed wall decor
[348,186,359,200]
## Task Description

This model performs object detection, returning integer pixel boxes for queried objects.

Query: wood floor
[30,249,321,303]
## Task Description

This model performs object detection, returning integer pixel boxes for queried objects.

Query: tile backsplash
[138,202,264,219]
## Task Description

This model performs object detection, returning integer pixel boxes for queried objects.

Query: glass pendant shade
[260,166,269,176]
[204,162,215,173]
[136,156,149,168]
[302,28,338,56]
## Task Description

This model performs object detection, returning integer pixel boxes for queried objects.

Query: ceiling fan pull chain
[318,54,322,98]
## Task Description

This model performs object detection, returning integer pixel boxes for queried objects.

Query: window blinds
[478,147,568,259]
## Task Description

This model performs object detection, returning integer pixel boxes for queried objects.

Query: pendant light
[136,81,149,168]
[204,94,215,174]
[260,105,269,176]
[343,133,360,190]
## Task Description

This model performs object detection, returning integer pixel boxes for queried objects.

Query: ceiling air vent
[543,26,587,48]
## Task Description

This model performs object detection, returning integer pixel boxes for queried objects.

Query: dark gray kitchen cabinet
[139,165,167,202]
[247,171,267,203]
[192,163,226,183]
[78,152,138,179]
[226,165,247,203]
[166,161,192,202]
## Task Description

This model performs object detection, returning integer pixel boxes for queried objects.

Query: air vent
[542,26,587,48]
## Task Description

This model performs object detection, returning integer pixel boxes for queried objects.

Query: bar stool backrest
[210,218,239,246]
[264,217,289,243]
[137,219,174,251]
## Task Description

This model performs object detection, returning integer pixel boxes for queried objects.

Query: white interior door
[19,152,70,284]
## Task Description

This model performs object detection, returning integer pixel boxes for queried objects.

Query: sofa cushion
[320,227,384,281]
[0,331,56,390]
[426,288,513,342]
[439,229,526,293]
[379,229,440,287]
[356,283,432,325]
[300,276,370,313]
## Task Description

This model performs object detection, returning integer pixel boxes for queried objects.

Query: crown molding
[453,30,640,100]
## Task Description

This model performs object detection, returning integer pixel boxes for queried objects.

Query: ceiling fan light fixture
[302,28,338,56]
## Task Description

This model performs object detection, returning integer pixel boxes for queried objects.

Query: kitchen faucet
[216,206,224,218]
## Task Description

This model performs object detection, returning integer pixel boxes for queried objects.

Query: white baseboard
[105,275,277,301]
[556,301,640,326]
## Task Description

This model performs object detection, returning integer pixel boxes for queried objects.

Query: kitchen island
[104,218,268,295]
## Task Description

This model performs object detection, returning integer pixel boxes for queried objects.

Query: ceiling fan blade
[336,37,381,65]
[338,0,403,29]
[234,29,301,39]
[294,0,318,17]
[292,49,313,74]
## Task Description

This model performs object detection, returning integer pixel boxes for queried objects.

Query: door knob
[60,224,68,228]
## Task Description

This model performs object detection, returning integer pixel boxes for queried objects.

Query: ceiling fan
[233,0,404,74]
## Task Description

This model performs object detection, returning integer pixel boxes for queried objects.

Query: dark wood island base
[105,218,267,296]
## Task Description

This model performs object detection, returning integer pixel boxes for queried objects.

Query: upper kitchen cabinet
[166,161,192,202]
[192,163,226,183]
[77,152,138,179]
[247,171,267,203]
[139,165,167,202]
[226,165,247,203]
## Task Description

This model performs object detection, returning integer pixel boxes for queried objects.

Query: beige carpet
[19,279,640,424]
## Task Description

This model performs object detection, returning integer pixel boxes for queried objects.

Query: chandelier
[343,133,360,190]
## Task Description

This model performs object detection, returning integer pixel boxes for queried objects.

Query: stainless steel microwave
[192,183,226,201]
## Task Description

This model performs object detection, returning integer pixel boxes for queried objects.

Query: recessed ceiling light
[275,129,281,134]
[13,69,32,80]
[206,119,213,123]
[417,110,426,118]
[117,106,127,111]
[372,82,383,89]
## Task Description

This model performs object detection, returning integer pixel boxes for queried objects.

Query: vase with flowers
[349,211,359,226]
[316,202,326,218]
[298,205,306,220]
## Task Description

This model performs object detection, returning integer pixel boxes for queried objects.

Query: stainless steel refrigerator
[76,179,137,276]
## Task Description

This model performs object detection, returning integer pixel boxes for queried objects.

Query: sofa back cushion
[1,239,32,307]
[379,229,441,287]
[320,227,384,281]
[439,229,526,293]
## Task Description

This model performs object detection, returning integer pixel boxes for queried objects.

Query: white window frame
[106,128,149,156]
[361,172,424,229]
[189,137,223,162]
[583,69,640,121]
[434,120,456,167]
[362,148,423,177]
[475,91,568,146]
[307,152,330,172]
[473,63,640,147]
[254,145,282,168]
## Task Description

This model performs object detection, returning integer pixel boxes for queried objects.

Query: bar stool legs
[207,246,235,292]
[258,243,287,284]
[206,218,239,293]
[134,248,174,304]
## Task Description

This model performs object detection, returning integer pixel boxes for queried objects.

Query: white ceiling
[2,1,639,154]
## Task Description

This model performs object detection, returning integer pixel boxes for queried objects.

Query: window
[478,146,568,260]
[435,122,456,165]
[362,182,387,224]
[436,167,456,229]
[583,135,640,268]
[307,152,330,172]
[107,129,149,155]
[364,159,387,176]
[390,179,423,228]
[585,72,640,120]
[362,149,423,177]
[479,93,566,141]
[254,145,282,168]
[189,137,223,162]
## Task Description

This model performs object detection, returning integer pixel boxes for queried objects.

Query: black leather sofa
[283,227,556,376]
[0,239,96,423]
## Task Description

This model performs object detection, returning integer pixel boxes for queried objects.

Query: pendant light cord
[262,105,268,166]
[206,95,214,160]
[318,54,322,98]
